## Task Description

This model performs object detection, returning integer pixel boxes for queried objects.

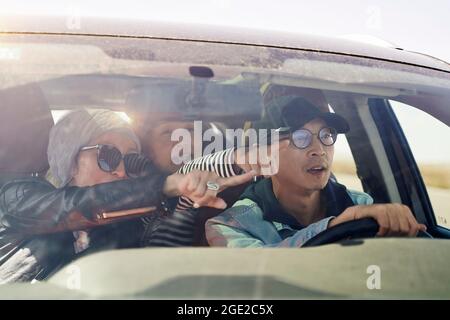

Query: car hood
[0,238,449,299]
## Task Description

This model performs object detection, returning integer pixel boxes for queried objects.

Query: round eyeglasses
[281,127,338,149]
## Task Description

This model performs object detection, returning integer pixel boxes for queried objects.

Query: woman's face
[71,131,139,187]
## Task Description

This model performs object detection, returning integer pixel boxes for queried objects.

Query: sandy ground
[334,173,450,230]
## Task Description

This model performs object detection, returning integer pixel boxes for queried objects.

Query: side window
[390,100,450,230]
[333,134,364,193]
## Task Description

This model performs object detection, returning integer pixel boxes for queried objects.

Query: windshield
[0,33,449,298]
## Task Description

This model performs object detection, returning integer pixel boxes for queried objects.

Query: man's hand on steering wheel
[328,203,427,237]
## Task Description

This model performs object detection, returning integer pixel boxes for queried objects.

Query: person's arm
[177,148,241,178]
[140,170,258,247]
[178,140,290,179]
[0,174,169,234]
[206,202,428,248]
[143,208,197,247]
[175,148,243,211]
[174,141,289,211]
[328,204,426,237]
[205,207,334,248]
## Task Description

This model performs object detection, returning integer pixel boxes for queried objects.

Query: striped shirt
[144,148,239,247]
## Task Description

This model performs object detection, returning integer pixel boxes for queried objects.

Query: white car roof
[0,15,449,73]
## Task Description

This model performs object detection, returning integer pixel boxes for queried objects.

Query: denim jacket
[206,178,373,247]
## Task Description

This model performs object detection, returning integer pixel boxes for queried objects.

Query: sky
[0,0,449,164]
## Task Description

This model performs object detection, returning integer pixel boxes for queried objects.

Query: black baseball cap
[279,97,350,133]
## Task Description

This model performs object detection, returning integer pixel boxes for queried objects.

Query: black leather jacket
[0,174,169,283]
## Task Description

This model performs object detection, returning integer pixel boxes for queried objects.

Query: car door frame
[368,98,450,238]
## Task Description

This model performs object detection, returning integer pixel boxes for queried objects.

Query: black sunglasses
[80,144,152,178]
[277,127,338,149]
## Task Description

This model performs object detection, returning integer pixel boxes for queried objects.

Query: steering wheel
[302,218,380,247]
[302,217,432,247]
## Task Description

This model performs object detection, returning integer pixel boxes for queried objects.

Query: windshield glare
[0,33,449,294]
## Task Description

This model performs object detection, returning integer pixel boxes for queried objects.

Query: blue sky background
[1,0,449,164]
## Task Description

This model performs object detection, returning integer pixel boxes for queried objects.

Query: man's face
[276,118,334,191]
[139,120,195,174]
